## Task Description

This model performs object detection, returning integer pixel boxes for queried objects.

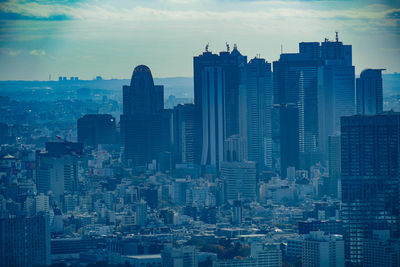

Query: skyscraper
[356,69,384,115]
[135,200,147,226]
[341,112,400,266]
[173,103,197,165]
[241,57,273,171]
[279,103,299,178]
[318,37,355,154]
[274,37,355,170]
[193,45,247,171]
[121,65,171,170]
[273,42,321,172]
[328,134,341,197]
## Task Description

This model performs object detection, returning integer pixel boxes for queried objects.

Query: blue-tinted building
[121,65,171,171]
[356,68,384,115]
[341,112,400,266]
[241,57,273,171]
[318,38,355,154]
[193,45,247,171]
[0,215,51,266]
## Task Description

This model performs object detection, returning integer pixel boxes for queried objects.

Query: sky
[0,0,399,80]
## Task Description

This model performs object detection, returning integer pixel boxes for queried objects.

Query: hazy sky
[0,0,399,80]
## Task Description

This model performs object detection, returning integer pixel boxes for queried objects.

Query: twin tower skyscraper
[122,37,374,177]
[121,45,274,174]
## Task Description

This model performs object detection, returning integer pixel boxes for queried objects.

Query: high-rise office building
[221,161,257,202]
[328,134,341,197]
[121,65,171,170]
[221,135,257,202]
[274,37,355,170]
[232,199,243,225]
[135,200,147,226]
[224,134,247,162]
[363,230,400,267]
[173,103,197,165]
[271,104,281,172]
[279,103,299,178]
[274,42,320,155]
[318,37,355,153]
[356,69,384,115]
[0,215,51,266]
[77,114,117,147]
[241,57,273,171]
[36,144,79,202]
[341,112,400,266]
[35,193,50,213]
[193,45,247,171]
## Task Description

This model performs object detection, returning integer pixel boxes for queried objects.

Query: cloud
[0,47,22,56]
[0,0,398,23]
[29,49,46,56]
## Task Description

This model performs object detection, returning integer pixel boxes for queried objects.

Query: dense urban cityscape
[1,32,400,267]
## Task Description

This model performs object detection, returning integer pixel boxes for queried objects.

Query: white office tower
[35,193,50,213]
[161,244,198,267]
[302,231,344,267]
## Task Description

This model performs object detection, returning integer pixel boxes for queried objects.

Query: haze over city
[0,0,400,80]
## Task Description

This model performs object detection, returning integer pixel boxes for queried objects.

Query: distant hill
[383,73,400,96]
[0,74,397,100]
[0,77,194,101]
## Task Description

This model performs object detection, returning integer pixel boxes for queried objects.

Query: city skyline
[1,1,400,266]
[0,0,399,80]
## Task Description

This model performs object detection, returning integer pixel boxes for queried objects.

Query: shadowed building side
[121,65,171,171]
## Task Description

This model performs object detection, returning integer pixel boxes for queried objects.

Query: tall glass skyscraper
[173,103,197,165]
[341,112,400,266]
[273,42,321,173]
[356,69,384,115]
[274,37,355,174]
[241,57,273,171]
[318,38,355,154]
[193,46,246,171]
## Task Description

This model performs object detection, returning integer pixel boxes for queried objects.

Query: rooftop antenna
[335,31,339,42]
[205,43,209,52]
[226,42,230,52]
[281,44,283,54]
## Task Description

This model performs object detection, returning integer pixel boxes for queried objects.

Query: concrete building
[302,231,344,267]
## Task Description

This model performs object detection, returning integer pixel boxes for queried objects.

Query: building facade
[341,113,400,266]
